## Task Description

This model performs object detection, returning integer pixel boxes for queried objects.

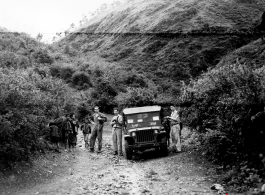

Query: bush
[76,102,93,121]
[181,62,265,165]
[115,87,155,107]
[31,48,54,64]
[89,79,118,113]
[0,51,18,68]
[0,68,68,164]
[60,66,75,82]
[50,64,75,83]
[49,64,61,77]
[17,56,30,68]
[71,71,92,89]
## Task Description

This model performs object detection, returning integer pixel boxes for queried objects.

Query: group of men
[81,106,123,155]
[50,105,183,155]
[80,105,182,155]
[49,113,79,152]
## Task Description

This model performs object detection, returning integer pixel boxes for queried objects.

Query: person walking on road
[166,105,182,152]
[89,106,107,153]
[82,117,92,149]
[110,108,123,156]
[68,113,79,150]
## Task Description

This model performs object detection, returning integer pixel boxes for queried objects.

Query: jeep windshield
[123,106,162,130]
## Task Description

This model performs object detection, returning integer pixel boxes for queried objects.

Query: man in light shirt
[166,105,181,152]
[110,108,123,156]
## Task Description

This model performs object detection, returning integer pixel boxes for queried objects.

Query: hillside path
[1,120,223,195]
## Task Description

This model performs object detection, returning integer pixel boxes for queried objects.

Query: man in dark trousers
[89,106,107,153]
[67,113,79,151]
[81,117,92,149]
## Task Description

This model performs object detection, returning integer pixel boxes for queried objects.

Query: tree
[70,23,75,31]
[36,33,43,42]
[36,33,43,48]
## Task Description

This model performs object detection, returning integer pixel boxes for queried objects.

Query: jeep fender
[157,131,167,142]
[124,135,134,145]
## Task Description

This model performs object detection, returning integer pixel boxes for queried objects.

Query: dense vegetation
[0,32,76,166]
[53,0,265,191]
[1,0,265,192]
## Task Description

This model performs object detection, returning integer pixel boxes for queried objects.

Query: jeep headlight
[154,129,158,134]
[132,132,136,137]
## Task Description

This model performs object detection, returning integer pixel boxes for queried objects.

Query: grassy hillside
[218,38,265,69]
[57,0,265,89]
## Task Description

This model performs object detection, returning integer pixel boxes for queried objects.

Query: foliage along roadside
[179,60,265,192]
[0,67,71,166]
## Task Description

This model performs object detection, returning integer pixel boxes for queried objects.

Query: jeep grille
[135,130,155,143]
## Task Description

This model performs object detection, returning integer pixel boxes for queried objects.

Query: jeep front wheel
[160,136,168,157]
[124,140,133,160]
[160,145,168,157]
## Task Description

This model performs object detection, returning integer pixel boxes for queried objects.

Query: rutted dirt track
[0,119,223,195]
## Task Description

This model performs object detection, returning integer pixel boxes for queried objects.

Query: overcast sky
[0,0,116,43]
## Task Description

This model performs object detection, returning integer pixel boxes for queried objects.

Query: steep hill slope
[218,38,265,69]
[58,0,265,88]
[80,0,263,33]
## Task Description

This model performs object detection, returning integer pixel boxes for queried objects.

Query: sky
[0,0,116,43]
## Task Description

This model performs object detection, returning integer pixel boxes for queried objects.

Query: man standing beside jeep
[167,105,182,152]
[110,108,123,156]
[89,106,107,153]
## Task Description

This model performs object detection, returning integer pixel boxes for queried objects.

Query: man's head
[170,105,176,111]
[94,106,99,113]
[113,108,119,115]
[69,113,75,119]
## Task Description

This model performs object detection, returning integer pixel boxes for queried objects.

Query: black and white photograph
[1,0,265,194]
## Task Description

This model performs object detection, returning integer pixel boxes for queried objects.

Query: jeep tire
[124,140,133,160]
[160,145,168,157]
[160,136,168,157]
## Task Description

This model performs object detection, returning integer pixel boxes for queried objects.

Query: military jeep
[123,106,168,160]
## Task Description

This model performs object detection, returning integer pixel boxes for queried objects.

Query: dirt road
[0,118,221,195]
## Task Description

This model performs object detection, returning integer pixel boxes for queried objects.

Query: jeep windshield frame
[123,106,162,130]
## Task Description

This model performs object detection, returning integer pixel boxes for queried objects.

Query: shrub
[122,73,147,88]
[0,51,18,68]
[0,67,67,165]
[76,102,93,121]
[71,71,92,89]
[17,56,30,68]
[115,87,155,107]
[89,79,118,113]
[31,48,54,64]
[60,66,75,82]
[180,62,265,165]
[49,64,61,77]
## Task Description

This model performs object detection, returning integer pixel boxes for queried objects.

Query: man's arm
[98,112,106,120]
[168,112,180,122]
[110,116,116,126]
[118,115,123,124]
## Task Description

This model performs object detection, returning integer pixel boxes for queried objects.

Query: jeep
[123,106,168,160]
